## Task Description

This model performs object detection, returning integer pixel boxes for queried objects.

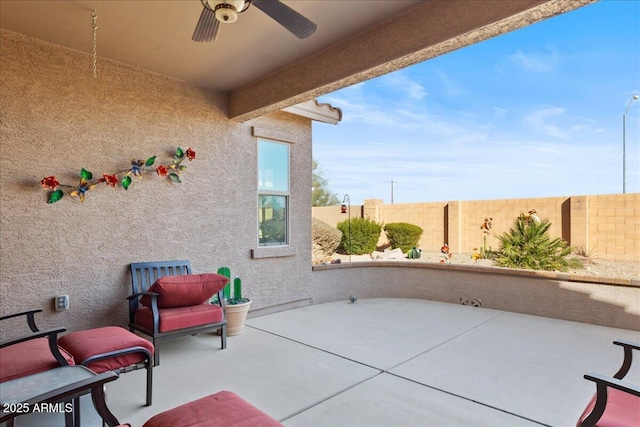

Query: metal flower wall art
[40,147,196,203]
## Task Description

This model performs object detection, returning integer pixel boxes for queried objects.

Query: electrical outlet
[55,294,69,311]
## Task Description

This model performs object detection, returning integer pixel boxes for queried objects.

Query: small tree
[337,218,381,255]
[312,159,340,207]
[383,223,423,252]
[495,216,582,271]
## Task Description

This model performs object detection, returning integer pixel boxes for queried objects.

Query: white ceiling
[0,0,424,92]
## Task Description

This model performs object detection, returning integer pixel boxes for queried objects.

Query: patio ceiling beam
[229,0,594,122]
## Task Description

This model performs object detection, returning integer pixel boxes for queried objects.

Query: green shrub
[383,222,423,252]
[495,217,582,271]
[259,218,285,245]
[337,218,381,255]
[312,218,342,259]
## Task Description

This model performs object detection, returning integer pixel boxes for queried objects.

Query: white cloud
[435,70,464,96]
[507,48,559,72]
[493,107,507,118]
[524,106,570,139]
[376,72,427,100]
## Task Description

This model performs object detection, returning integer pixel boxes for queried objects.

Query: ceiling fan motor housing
[208,0,246,23]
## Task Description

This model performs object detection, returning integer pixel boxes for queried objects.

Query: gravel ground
[333,252,640,280]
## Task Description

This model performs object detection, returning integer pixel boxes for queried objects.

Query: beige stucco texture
[0,30,313,337]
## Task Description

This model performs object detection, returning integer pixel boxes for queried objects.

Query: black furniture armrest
[127,292,160,326]
[0,327,70,366]
[126,292,159,300]
[584,373,640,396]
[613,339,640,379]
[581,373,640,427]
[0,309,43,332]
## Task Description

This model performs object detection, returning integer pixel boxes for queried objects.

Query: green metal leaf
[48,190,63,203]
[145,156,156,167]
[122,176,132,190]
[169,173,181,183]
[175,147,184,158]
[80,169,93,180]
[178,165,187,171]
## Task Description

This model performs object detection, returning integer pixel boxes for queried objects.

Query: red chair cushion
[58,326,154,374]
[577,388,640,427]
[0,337,75,383]
[135,304,224,333]
[140,274,229,309]
[142,391,284,427]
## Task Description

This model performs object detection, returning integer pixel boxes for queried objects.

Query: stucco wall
[0,30,313,338]
[311,263,640,331]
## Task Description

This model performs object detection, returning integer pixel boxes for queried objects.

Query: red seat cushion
[142,391,284,427]
[577,388,640,427]
[58,326,154,374]
[140,274,229,309]
[135,304,223,333]
[0,337,75,383]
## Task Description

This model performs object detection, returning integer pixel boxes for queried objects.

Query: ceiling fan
[192,0,317,42]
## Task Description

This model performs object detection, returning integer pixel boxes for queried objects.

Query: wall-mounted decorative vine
[40,147,196,203]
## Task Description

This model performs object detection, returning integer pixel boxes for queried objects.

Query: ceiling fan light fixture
[208,0,246,23]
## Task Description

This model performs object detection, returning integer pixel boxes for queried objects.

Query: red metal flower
[156,164,168,177]
[186,148,196,161]
[440,244,450,254]
[40,176,60,190]
[101,174,119,187]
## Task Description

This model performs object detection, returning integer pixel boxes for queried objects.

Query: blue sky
[312,0,640,205]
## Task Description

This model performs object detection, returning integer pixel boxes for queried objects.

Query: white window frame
[257,138,290,247]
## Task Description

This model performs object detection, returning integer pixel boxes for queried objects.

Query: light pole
[340,194,351,262]
[623,94,639,193]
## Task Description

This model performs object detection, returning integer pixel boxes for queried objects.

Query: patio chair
[577,339,640,427]
[0,309,76,427]
[127,260,228,366]
[114,391,284,427]
[0,309,73,383]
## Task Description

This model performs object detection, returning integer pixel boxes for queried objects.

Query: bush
[337,218,381,255]
[259,218,285,245]
[312,218,342,262]
[495,217,582,272]
[383,222,423,252]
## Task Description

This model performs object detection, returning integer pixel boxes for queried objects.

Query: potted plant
[224,277,251,336]
[213,268,252,336]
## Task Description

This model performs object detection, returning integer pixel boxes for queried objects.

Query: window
[258,139,289,246]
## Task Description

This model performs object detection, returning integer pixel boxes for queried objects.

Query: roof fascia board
[282,100,342,125]
[229,0,594,122]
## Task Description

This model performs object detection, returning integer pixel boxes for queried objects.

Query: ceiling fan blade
[192,6,220,42]
[253,0,317,39]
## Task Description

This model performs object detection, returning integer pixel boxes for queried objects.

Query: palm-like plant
[495,217,582,271]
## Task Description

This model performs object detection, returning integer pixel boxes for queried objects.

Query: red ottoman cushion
[58,326,154,374]
[142,391,283,427]
[135,304,223,333]
[140,274,229,308]
[577,388,640,427]
[0,338,74,382]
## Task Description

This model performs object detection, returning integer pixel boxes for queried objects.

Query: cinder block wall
[313,194,640,262]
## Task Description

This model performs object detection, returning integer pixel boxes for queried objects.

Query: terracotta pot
[225,300,251,336]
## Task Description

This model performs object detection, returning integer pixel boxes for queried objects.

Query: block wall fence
[312,193,640,262]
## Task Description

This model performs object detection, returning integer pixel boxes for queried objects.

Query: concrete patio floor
[8,298,640,427]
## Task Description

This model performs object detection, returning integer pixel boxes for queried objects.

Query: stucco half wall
[311,263,640,331]
[0,30,313,338]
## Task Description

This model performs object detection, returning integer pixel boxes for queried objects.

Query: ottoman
[141,391,284,427]
[58,326,154,406]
